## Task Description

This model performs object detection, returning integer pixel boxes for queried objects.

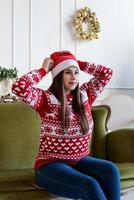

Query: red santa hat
[50,51,79,79]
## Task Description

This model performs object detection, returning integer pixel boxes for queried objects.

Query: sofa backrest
[91,105,111,159]
[0,103,41,169]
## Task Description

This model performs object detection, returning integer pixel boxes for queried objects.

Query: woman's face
[63,66,79,95]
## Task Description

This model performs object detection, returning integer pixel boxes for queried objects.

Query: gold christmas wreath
[73,7,100,40]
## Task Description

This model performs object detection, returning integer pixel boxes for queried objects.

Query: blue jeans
[35,156,121,200]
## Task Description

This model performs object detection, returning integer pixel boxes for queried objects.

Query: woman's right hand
[42,58,54,73]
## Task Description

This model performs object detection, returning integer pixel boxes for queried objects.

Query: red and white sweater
[12,61,113,170]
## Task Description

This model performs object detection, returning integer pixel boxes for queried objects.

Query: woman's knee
[101,160,120,179]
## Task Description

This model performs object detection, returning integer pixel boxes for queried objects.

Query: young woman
[12,51,121,200]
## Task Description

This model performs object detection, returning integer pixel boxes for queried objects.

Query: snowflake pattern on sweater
[12,62,113,169]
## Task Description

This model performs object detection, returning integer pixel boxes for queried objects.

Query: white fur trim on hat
[51,59,79,79]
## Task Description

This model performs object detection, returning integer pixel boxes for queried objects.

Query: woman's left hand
[42,58,54,73]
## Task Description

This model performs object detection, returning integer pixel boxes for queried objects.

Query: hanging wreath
[73,7,100,40]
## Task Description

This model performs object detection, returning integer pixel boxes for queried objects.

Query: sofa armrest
[91,105,111,159]
[106,128,134,162]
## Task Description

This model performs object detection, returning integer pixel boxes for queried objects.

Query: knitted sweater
[12,61,113,169]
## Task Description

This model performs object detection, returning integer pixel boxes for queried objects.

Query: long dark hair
[49,71,89,134]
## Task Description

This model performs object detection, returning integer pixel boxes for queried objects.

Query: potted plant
[0,66,18,98]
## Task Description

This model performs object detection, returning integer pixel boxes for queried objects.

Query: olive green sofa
[0,103,134,199]
[91,105,134,195]
[0,103,57,200]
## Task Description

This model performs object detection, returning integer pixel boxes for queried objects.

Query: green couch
[0,103,134,199]
[0,103,57,200]
[91,105,134,194]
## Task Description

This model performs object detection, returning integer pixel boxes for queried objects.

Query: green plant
[0,66,18,82]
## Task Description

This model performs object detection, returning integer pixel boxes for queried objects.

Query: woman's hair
[49,71,89,134]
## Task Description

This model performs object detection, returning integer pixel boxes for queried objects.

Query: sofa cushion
[106,129,134,162]
[116,163,134,180]
[0,169,41,192]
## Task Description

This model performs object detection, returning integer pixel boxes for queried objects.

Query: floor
[54,190,134,200]
[121,190,134,200]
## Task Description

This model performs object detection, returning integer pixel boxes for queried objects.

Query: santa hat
[50,51,79,79]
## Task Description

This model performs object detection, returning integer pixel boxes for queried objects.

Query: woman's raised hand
[42,58,54,73]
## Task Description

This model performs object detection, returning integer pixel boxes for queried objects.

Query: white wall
[0,0,134,128]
